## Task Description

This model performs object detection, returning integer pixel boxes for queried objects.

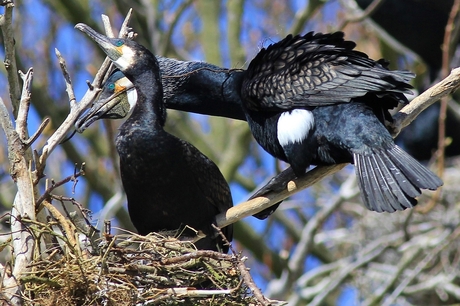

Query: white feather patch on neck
[125,89,138,118]
[114,45,135,70]
[277,109,314,146]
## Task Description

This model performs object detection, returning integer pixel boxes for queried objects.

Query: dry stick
[236,256,271,306]
[41,200,78,252]
[212,224,270,305]
[35,168,85,208]
[55,49,76,109]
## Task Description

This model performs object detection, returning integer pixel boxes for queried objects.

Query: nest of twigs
[18,215,269,306]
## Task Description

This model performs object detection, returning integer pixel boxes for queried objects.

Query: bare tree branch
[390,67,460,136]
[16,68,33,141]
[382,226,460,306]
[0,2,21,117]
[38,12,134,171]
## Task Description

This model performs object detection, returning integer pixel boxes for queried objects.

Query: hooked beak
[75,89,130,133]
[75,23,122,60]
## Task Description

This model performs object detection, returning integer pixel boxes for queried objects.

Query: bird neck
[127,68,166,128]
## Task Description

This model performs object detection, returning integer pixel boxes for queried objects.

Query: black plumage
[239,31,443,213]
[76,68,280,220]
[76,24,233,252]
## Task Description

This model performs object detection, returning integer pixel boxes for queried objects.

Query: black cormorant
[75,24,233,252]
[76,68,279,220]
[239,31,443,213]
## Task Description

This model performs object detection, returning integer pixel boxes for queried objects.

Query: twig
[55,48,76,109]
[16,68,33,141]
[23,117,50,148]
[212,224,270,305]
[35,166,85,208]
[236,256,270,305]
[159,251,232,265]
[0,2,21,117]
[40,200,78,252]
[101,14,114,38]
[382,226,460,306]
[309,245,387,306]
[337,0,386,30]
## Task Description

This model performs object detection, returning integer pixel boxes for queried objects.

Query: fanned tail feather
[354,145,443,212]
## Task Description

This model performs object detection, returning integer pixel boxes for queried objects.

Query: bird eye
[108,83,115,90]
[114,40,124,47]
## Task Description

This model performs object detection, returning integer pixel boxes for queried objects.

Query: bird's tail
[353,145,443,212]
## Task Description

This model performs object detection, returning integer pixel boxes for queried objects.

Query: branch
[35,164,85,208]
[0,2,21,117]
[309,244,387,306]
[216,164,346,229]
[0,91,38,306]
[265,174,358,298]
[382,226,460,306]
[16,68,33,141]
[390,67,460,136]
[55,48,76,109]
[37,11,133,171]
[337,0,386,30]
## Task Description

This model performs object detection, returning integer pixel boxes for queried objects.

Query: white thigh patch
[277,109,314,146]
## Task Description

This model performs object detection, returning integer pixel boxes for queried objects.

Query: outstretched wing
[241,32,414,110]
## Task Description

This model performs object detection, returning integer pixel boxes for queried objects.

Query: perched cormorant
[75,24,233,252]
[239,31,443,212]
[76,69,280,220]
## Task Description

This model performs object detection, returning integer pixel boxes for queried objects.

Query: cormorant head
[75,70,137,133]
[75,23,158,76]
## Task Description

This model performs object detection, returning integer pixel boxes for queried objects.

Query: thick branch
[390,67,460,136]
[215,164,346,228]
[0,2,21,117]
